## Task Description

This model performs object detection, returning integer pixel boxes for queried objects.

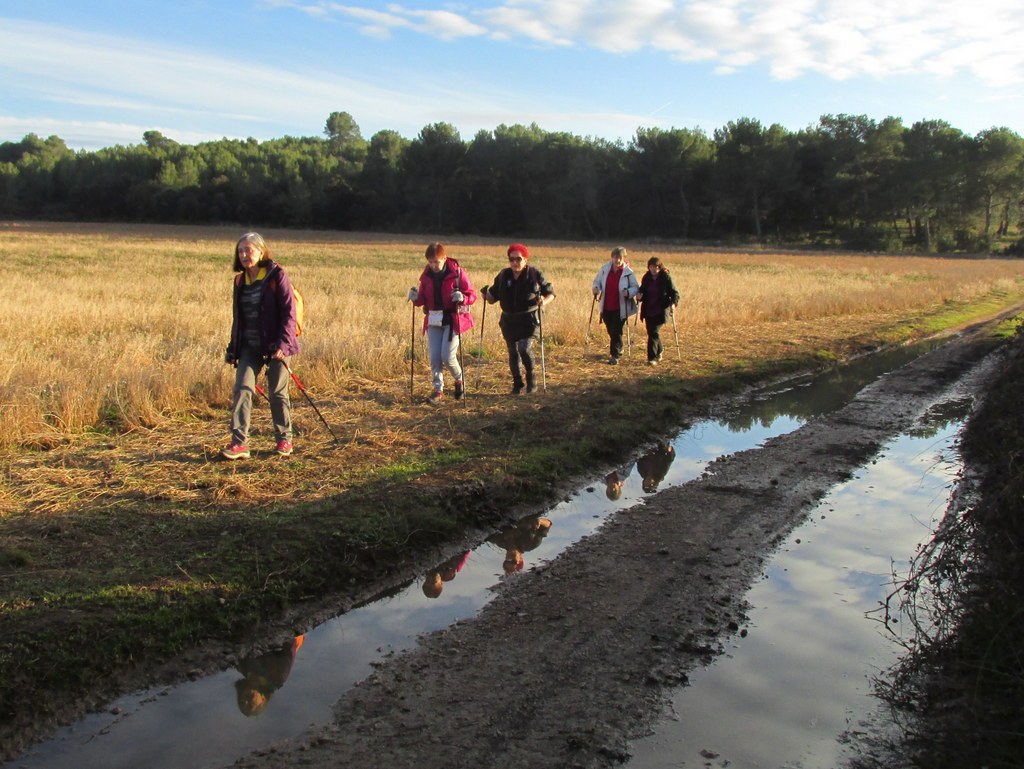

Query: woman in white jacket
[592,247,640,365]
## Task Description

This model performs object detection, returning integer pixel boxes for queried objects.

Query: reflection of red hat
[507,243,529,259]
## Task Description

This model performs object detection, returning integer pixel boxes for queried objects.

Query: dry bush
[3,222,1024,448]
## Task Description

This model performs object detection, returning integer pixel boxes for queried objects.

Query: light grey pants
[230,344,292,444]
[426,324,463,392]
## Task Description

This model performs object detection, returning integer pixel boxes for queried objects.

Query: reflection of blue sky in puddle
[626,422,964,769]
[13,349,938,769]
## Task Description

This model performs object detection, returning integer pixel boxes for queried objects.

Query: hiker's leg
[266,357,292,441]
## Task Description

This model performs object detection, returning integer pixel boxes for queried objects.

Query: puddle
[624,397,973,769]
[7,340,949,769]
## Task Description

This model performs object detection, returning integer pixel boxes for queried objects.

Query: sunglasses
[508,255,524,262]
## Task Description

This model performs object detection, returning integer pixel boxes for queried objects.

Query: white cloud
[0,116,218,149]
[291,0,1024,85]
[0,16,664,149]
[264,1,486,40]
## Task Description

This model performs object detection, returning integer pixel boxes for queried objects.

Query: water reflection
[604,462,635,500]
[636,441,675,493]
[485,515,553,574]
[421,551,471,598]
[234,636,304,717]
[9,342,947,769]
[625,414,966,768]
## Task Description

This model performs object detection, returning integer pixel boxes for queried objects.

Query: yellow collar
[245,267,268,285]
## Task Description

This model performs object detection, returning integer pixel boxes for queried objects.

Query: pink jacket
[413,258,477,334]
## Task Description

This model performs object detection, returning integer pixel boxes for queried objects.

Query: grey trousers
[230,344,292,444]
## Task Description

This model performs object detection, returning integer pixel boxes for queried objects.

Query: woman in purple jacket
[223,232,300,459]
[408,242,477,403]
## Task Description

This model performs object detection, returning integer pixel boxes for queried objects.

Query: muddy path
[223,320,1006,769]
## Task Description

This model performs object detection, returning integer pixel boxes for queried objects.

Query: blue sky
[2,0,1022,151]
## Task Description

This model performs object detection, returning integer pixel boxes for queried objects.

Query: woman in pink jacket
[408,242,477,403]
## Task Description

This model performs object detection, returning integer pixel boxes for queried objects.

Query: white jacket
[592,261,640,320]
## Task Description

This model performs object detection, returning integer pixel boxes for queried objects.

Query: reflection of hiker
[422,550,471,598]
[482,243,555,395]
[592,247,639,365]
[636,441,675,493]
[486,515,552,573]
[604,462,634,500]
[234,635,304,717]
[223,232,300,460]
[409,242,477,404]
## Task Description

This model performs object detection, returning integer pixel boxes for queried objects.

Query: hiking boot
[647,359,658,366]
[221,443,250,460]
[511,382,524,395]
[428,390,443,404]
[525,372,536,393]
[275,439,293,456]
[454,380,464,400]
[609,357,619,365]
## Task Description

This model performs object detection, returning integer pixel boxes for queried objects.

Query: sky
[2,0,1023,152]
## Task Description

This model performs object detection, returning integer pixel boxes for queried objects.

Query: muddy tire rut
[228,320,1006,769]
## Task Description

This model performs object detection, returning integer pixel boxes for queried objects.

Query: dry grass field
[4,220,1024,451]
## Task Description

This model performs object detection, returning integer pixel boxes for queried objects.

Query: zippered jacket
[227,261,300,360]
[592,261,640,320]
[413,258,477,334]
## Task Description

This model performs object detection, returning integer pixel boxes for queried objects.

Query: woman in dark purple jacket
[223,232,299,459]
[638,256,680,365]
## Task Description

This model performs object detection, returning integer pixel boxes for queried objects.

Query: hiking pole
[410,299,416,397]
[477,296,487,389]
[671,306,681,362]
[585,293,598,347]
[453,271,467,400]
[454,322,466,401]
[625,308,632,359]
[283,361,341,443]
[538,305,547,391]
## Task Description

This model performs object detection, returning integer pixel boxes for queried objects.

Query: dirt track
[224,318,1007,769]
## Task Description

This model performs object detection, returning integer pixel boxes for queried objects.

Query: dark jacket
[227,261,300,360]
[638,270,680,321]
[489,265,554,341]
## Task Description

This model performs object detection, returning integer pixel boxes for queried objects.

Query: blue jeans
[230,344,292,444]
[426,325,463,392]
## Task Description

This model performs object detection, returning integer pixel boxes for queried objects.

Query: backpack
[291,285,305,337]
[235,271,304,336]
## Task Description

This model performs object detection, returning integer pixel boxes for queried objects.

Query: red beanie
[507,243,529,259]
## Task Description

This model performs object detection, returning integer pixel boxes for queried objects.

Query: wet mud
[227,322,1006,769]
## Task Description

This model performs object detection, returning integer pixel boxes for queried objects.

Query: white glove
[451,290,464,303]
[407,287,418,301]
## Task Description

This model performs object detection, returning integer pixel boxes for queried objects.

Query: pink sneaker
[221,443,250,460]
[275,439,294,456]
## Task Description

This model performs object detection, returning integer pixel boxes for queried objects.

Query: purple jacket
[227,261,300,359]
[413,258,477,334]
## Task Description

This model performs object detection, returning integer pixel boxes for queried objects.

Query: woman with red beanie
[483,244,555,394]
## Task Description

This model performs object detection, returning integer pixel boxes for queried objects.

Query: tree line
[2,111,1023,253]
